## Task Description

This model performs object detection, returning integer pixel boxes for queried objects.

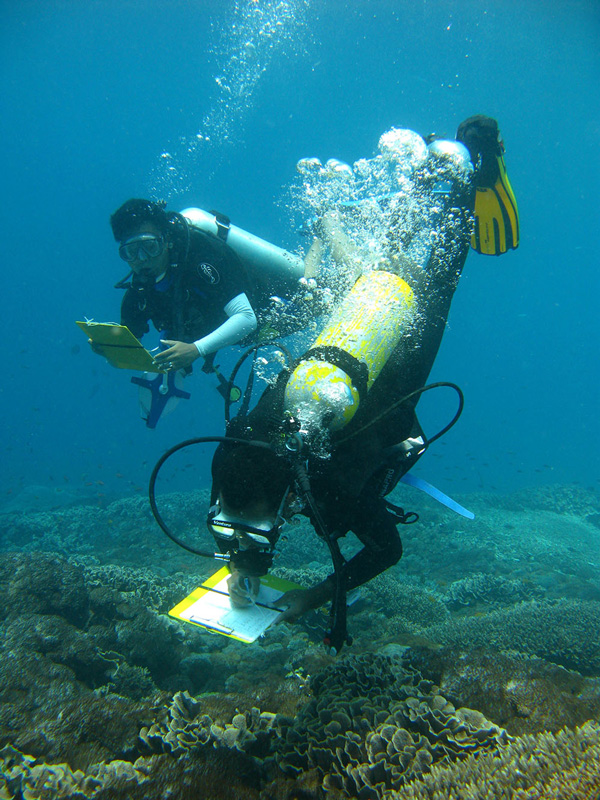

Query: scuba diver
[110,198,258,373]
[99,199,323,427]
[152,115,519,652]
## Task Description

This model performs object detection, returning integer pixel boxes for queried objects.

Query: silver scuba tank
[180,207,304,292]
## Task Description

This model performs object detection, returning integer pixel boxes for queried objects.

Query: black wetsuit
[120,225,249,343]
[214,175,475,591]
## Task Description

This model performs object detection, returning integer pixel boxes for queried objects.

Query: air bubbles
[299,276,317,288]
[320,287,333,305]
[148,0,313,199]
[268,295,287,307]
[284,123,473,293]
[353,158,371,178]
[297,157,323,175]
[324,159,353,179]
[378,128,428,173]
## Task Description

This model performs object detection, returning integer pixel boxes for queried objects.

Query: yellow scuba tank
[284,271,415,432]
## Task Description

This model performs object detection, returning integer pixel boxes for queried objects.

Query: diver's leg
[303,236,323,280]
[319,210,364,282]
[374,176,475,397]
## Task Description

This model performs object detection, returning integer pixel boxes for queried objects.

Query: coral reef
[137,690,278,757]
[388,484,600,605]
[405,646,600,736]
[442,571,544,609]
[396,721,600,800]
[364,571,450,626]
[0,491,210,574]
[0,552,303,771]
[275,653,509,797]
[1,482,600,798]
[480,483,600,516]
[420,598,600,675]
[3,721,598,800]
[0,744,267,800]
[0,640,599,799]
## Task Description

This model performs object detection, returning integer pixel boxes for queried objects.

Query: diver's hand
[227,571,260,608]
[154,340,199,371]
[276,582,332,624]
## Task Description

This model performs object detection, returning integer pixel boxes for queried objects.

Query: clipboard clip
[188,617,235,635]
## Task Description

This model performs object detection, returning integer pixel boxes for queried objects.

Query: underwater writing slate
[169,567,300,644]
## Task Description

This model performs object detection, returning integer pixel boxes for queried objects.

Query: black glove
[456,115,503,187]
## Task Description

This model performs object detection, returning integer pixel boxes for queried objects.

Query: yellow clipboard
[76,321,161,372]
[169,566,301,644]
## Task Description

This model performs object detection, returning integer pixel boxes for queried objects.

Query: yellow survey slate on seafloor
[76,321,161,372]
[169,566,300,643]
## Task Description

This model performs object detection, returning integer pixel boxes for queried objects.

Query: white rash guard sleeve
[193,292,257,358]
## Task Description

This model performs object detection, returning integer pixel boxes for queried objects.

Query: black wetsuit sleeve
[311,496,403,592]
[342,500,403,589]
[120,289,150,339]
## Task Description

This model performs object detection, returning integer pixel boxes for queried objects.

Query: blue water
[1,0,599,509]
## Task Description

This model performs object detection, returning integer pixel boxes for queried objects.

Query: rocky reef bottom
[0,482,599,798]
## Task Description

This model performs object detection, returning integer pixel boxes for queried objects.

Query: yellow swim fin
[472,154,519,256]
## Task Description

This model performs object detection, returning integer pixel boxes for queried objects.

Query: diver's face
[121,222,169,278]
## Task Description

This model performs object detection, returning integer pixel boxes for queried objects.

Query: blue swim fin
[400,473,475,519]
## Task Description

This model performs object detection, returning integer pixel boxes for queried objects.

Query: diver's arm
[341,501,403,590]
[154,293,257,370]
[277,501,401,623]
[276,578,334,623]
[276,539,400,624]
[193,292,257,358]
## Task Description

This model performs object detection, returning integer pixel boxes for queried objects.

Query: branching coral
[396,721,600,800]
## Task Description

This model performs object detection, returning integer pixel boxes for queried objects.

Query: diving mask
[119,234,165,263]
[207,488,290,551]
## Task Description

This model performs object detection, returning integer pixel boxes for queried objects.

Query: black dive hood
[149,435,273,558]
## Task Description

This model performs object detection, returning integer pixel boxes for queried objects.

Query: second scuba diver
[201,115,519,652]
